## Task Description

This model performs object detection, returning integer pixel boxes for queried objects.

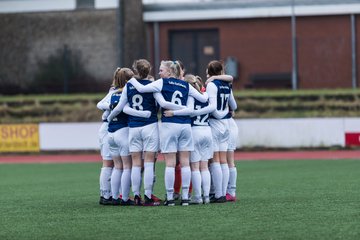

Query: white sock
[144,162,154,198]
[131,166,142,196]
[121,169,131,201]
[221,164,229,196]
[228,167,237,196]
[100,167,112,199]
[210,163,222,198]
[191,170,201,199]
[165,167,175,200]
[209,164,215,195]
[181,166,191,200]
[201,170,211,198]
[110,168,123,199]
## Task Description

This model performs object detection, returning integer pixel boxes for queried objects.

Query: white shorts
[227,118,238,151]
[129,122,159,152]
[190,126,213,163]
[160,122,194,153]
[98,122,112,160]
[209,118,229,152]
[108,127,130,157]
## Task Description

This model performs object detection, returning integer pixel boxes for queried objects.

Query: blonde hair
[160,60,181,79]
[184,74,203,93]
[113,67,134,89]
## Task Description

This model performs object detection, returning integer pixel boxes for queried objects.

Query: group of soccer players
[97,59,238,206]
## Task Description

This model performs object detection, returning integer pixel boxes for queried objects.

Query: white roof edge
[0,0,118,14]
[143,3,360,22]
[0,0,76,14]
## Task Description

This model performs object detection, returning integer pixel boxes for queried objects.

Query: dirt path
[1,150,359,164]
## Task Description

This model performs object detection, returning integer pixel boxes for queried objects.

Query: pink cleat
[226,193,236,202]
[151,194,162,203]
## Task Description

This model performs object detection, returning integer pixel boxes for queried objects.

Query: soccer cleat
[189,197,203,205]
[120,198,134,206]
[151,194,162,203]
[180,199,190,206]
[173,192,181,200]
[134,195,143,206]
[163,199,175,206]
[226,193,236,202]
[99,196,113,205]
[144,195,161,206]
[119,195,134,200]
[112,198,121,206]
[210,196,227,203]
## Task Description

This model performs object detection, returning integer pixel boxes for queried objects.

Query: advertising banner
[345,132,360,147]
[0,124,40,152]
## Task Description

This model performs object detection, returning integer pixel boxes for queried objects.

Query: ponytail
[184,74,203,93]
[160,60,181,78]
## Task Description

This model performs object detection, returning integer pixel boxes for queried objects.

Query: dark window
[77,0,94,9]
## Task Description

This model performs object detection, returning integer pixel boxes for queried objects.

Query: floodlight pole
[291,0,298,90]
[351,14,357,89]
[117,0,124,67]
[153,22,160,75]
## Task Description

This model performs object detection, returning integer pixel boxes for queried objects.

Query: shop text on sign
[0,124,40,152]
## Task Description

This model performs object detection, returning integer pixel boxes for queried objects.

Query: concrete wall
[0,0,146,92]
[0,10,117,87]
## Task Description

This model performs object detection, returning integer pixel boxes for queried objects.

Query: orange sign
[0,124,40,152]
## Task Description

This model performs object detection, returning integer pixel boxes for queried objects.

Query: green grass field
[1,160,359,240]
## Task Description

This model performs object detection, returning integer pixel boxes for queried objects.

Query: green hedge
[233,89,360,118]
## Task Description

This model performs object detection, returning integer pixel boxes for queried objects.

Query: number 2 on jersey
[193,105,209,125]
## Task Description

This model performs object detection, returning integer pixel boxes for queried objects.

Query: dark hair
[177,60,185,71]
[113,67,134,89]
[132,59,151,79]
[207,60,223,76]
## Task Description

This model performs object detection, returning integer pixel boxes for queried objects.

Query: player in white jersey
[107,68,153,206]
[106,68,133,206]
[205,60,237,203]
[97,81,116,205]
[107,60,160,206]
[206,74,238,202]
[174,60,186,200]
[108,60,184,205]
[127,60,208,206]
[226,111,238,201]
[166,73,233,204]
[164,74,221,204]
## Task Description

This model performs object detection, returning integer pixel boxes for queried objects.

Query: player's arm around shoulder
[128,77,163,93]
[107,85,129,122]
[189,84,208,103]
